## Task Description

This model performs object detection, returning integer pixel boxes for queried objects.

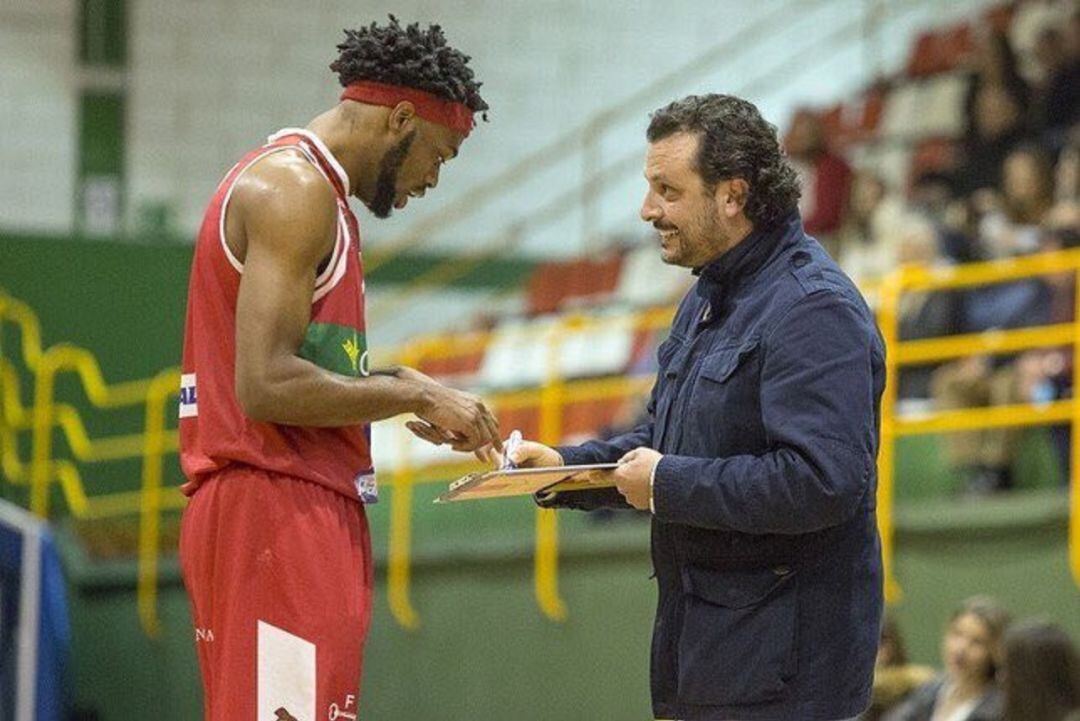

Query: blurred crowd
[858,598,1080,721]
[785,0,1080,495]
[596,2,1078,500]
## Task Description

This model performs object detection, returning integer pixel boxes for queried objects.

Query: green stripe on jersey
[298,323,368,377]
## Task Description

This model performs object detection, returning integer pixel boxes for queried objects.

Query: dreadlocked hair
[330,15,489,121]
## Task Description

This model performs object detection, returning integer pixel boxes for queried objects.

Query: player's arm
[231,162,500,450]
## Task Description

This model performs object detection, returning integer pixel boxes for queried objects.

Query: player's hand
[613,447,662,510]
[405,418,464,447]
[473,443,503,466]
[508,441,563,469]
[412,385,502,453]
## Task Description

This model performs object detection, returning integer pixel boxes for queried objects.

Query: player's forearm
[237,356,430,427]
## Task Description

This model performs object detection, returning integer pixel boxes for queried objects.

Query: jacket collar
[694,211,802,305]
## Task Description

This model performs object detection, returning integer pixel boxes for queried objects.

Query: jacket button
[773,565,792,576]
[791,251,810,268]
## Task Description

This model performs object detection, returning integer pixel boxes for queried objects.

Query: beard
[658,197,725,267]
[367,131,416,219]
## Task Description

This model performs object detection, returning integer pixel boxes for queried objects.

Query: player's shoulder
[232,149,337,221]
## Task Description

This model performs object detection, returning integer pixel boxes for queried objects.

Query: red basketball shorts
[179,464,374,720]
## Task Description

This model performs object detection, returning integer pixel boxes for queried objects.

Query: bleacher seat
[906,22,974,78]
[556,312,635,380]
[879,71,966,144]
[906,31,941,77]
[850,142,913,192]
[940,23,975,73]
[919,71,967,138]
[880,81,922,140]
[478,317,559,389]
[984,2,1015,34]
[415,333,486,381]
[525,254,624,315]
[909,137,959,184]
[614,244,692,308]
[479,310,636,389]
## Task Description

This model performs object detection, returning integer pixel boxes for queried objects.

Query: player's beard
[369,131,416,219]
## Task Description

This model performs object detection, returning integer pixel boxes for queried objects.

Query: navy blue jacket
[547,213,885,721]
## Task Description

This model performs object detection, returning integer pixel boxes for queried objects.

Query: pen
[502,429,523,471]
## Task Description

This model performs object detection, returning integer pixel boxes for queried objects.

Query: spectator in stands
[858,614,935,721]
[930,146,1055,492]
[931,353,1026,494]
[1057,126,1080,202]
[1010,0,1076,84]
[836,170,906,283]
[1070,7,1080,60]
[895,214,962,400]
[785,108,853,255]
[1030,25,1080,145]
[957,31,1031,195]
[1000,619,1080,721]
[910,171,979,264]
[977,144,1057,258]
[883,596,1010,721]
[1015,199,1080,486]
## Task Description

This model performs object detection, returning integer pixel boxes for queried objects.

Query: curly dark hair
[646,94,800,228]
[330,15,488,120]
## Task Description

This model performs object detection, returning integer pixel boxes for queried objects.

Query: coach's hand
[613,447,662,511]
[508,441,563,468]
[408,384,502,453]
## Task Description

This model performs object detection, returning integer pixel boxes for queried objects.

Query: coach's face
[640,131,748,269]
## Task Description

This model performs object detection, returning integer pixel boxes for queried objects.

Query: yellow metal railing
[876,248,1080,602]
[379,308,670,629]
[0,290,183,637]
[3,247,1079,638]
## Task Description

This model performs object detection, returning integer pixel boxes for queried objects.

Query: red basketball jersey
[179,128,376,502]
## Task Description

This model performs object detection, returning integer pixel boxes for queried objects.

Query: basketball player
[178,17,498,720]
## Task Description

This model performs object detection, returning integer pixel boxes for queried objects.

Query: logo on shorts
[179,373,198,418]
[328,695,357,720]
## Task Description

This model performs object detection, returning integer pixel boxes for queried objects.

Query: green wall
[59,489,1080,721]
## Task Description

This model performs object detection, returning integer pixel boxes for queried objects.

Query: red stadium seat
[525,254,624,315]
[909,137,959,187]
[416,348,485,379]
[940,23,975,72]
[984,2,1015,34]
[906,32,940,77]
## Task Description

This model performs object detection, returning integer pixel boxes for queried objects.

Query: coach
[512,94,885,721]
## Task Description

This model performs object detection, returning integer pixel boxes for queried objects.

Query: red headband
[340,81,475,137]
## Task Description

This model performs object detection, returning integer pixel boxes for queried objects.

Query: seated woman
[859,614,935,721]
[883,597,1010,721]
[1000,619,1080,721]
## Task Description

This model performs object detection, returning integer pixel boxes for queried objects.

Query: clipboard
[435,464,618,503]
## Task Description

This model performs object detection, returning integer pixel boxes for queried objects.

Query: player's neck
[305,105,386,202]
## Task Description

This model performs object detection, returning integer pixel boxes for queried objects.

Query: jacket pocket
[698,339,758,384]
[676,564,798,706]
[685,340,763,453]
